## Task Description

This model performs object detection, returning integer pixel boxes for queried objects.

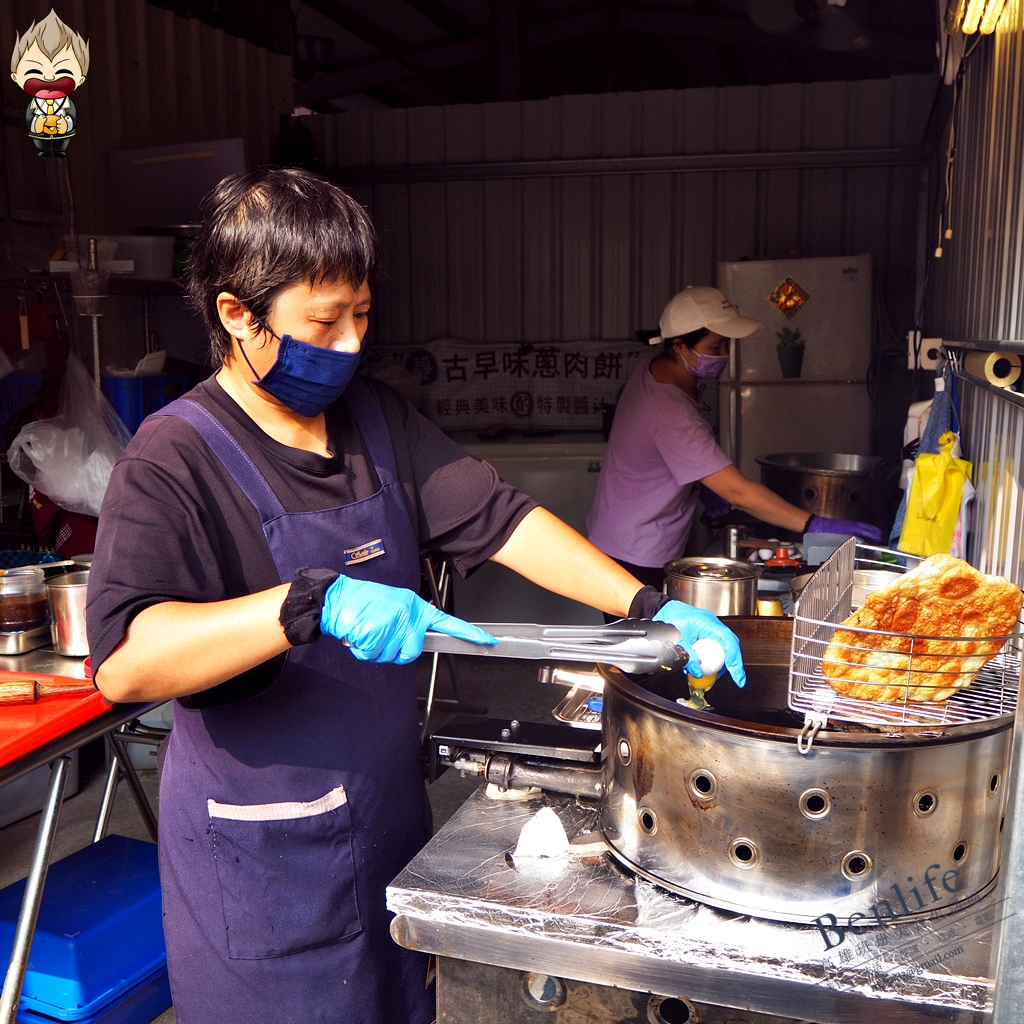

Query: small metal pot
[663,558,762,617]
[46,570,90,657]
[852,568,900,608]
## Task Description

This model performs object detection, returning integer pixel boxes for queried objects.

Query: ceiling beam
[295,6,935,105]
[625,10,936,66]
[328,145,924,184]
[296,10,609,104]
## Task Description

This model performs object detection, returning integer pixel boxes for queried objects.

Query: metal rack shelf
[790,539,1023,729]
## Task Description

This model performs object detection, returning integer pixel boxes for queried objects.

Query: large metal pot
[598,619,1011,926]
[755,452,881,519]
[663,557,761,616]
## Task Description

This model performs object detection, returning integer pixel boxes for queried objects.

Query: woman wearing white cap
[586,286,882,588]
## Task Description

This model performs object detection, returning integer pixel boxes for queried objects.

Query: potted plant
[776,326,805,378]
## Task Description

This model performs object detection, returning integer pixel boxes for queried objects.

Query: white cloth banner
[360,338,646,430]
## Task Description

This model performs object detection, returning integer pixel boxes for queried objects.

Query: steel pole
[106,731,158,842]
[0,756,71,1024]
[92,743,121,844]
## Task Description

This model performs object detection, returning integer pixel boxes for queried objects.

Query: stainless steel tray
[551,685,604,729]
[0,624,52,655]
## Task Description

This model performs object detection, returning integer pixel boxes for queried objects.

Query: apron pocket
[208,784,362,959]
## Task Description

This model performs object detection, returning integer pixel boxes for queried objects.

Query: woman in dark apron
[87,168,745,1024]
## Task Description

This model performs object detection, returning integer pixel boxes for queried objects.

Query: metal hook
[797,712,828,755]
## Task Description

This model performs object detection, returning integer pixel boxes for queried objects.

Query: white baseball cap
[650,286,764,344]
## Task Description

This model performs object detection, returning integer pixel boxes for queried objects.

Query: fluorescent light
[962,0,988,32]
[980,0,1009,32]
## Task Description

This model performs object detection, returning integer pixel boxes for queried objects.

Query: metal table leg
[92,740,121,843]
[0,756,72,1024]
[106,730,158,843]
[421,556,486,719]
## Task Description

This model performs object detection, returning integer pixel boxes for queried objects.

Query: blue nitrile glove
[653,601,746,689]
[806,515,884,544]
[321,575,496,664]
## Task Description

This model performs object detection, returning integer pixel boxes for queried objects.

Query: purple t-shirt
[586,352,732,567]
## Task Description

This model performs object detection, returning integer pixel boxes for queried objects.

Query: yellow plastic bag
[898,431,973,557]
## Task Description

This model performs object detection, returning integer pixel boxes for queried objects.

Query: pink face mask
[682,349,729,379]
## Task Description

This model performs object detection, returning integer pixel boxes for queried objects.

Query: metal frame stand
[91,724,162,844]
[0,756,72,1024]
[419,556,486,744]
[0,720,166,1021]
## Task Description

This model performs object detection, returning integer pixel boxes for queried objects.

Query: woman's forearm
[491,507,644,617]
[94,584,292,703]
[702,465,810,533]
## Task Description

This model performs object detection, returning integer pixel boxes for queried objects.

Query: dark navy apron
[152,378,433,1024]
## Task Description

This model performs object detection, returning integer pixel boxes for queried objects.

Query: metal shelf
[944,339,1024,354]
[718,378,867,387]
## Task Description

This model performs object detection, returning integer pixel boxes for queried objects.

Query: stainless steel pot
[756,452,882,519]
[663,557,761,617]
[46,570,90,657]
[598,618,1011,926]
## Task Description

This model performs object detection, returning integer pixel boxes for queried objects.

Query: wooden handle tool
[0,678,96,706]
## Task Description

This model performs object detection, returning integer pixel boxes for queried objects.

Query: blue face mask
[239,324,361,418]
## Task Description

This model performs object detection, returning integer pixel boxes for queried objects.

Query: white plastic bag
[8,354,131,517]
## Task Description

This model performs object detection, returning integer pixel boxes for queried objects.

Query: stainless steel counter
[0,647,89,679]
[388,787,999,1023]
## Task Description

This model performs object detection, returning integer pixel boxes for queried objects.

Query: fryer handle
[423,618,689,675]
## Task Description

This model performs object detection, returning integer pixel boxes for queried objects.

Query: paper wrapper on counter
[965,350,1021,388]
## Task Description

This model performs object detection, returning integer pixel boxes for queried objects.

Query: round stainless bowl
[599,659,1010,926]
[756,452,882,520]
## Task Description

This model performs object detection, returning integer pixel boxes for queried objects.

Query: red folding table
[0,651,157,1024]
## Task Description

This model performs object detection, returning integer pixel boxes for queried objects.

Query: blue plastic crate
[101,374,197,434]
[0,836,166,1022]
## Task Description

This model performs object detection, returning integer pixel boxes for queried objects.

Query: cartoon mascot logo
[10,10,89,158]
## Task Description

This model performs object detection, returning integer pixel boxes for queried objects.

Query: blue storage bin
[0,836,167,1022]
[15,966,170,1024]
[101,374,196,434]
[0,372,44,442]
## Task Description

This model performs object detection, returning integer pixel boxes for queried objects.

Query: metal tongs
[422,618,689,676]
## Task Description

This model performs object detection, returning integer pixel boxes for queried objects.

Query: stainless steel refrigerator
[717,255,873,479]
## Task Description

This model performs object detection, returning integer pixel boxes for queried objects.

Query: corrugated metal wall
[928,0,1024,340]
[304,75,938,349]
[958,372,1024,586]
[1,0,293,255]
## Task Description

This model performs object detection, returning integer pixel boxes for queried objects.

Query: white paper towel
[513,806,570,860]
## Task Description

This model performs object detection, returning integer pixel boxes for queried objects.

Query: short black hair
[186,168,378,368]
[662,327,708,357]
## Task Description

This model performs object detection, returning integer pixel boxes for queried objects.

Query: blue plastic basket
[0,836,166,1022]
[101,374,197,434]
[0,551,59,569]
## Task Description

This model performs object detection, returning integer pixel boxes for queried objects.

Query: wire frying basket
[790,539,1022,729]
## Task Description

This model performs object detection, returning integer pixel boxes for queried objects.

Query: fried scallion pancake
[821,555,1023,703]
